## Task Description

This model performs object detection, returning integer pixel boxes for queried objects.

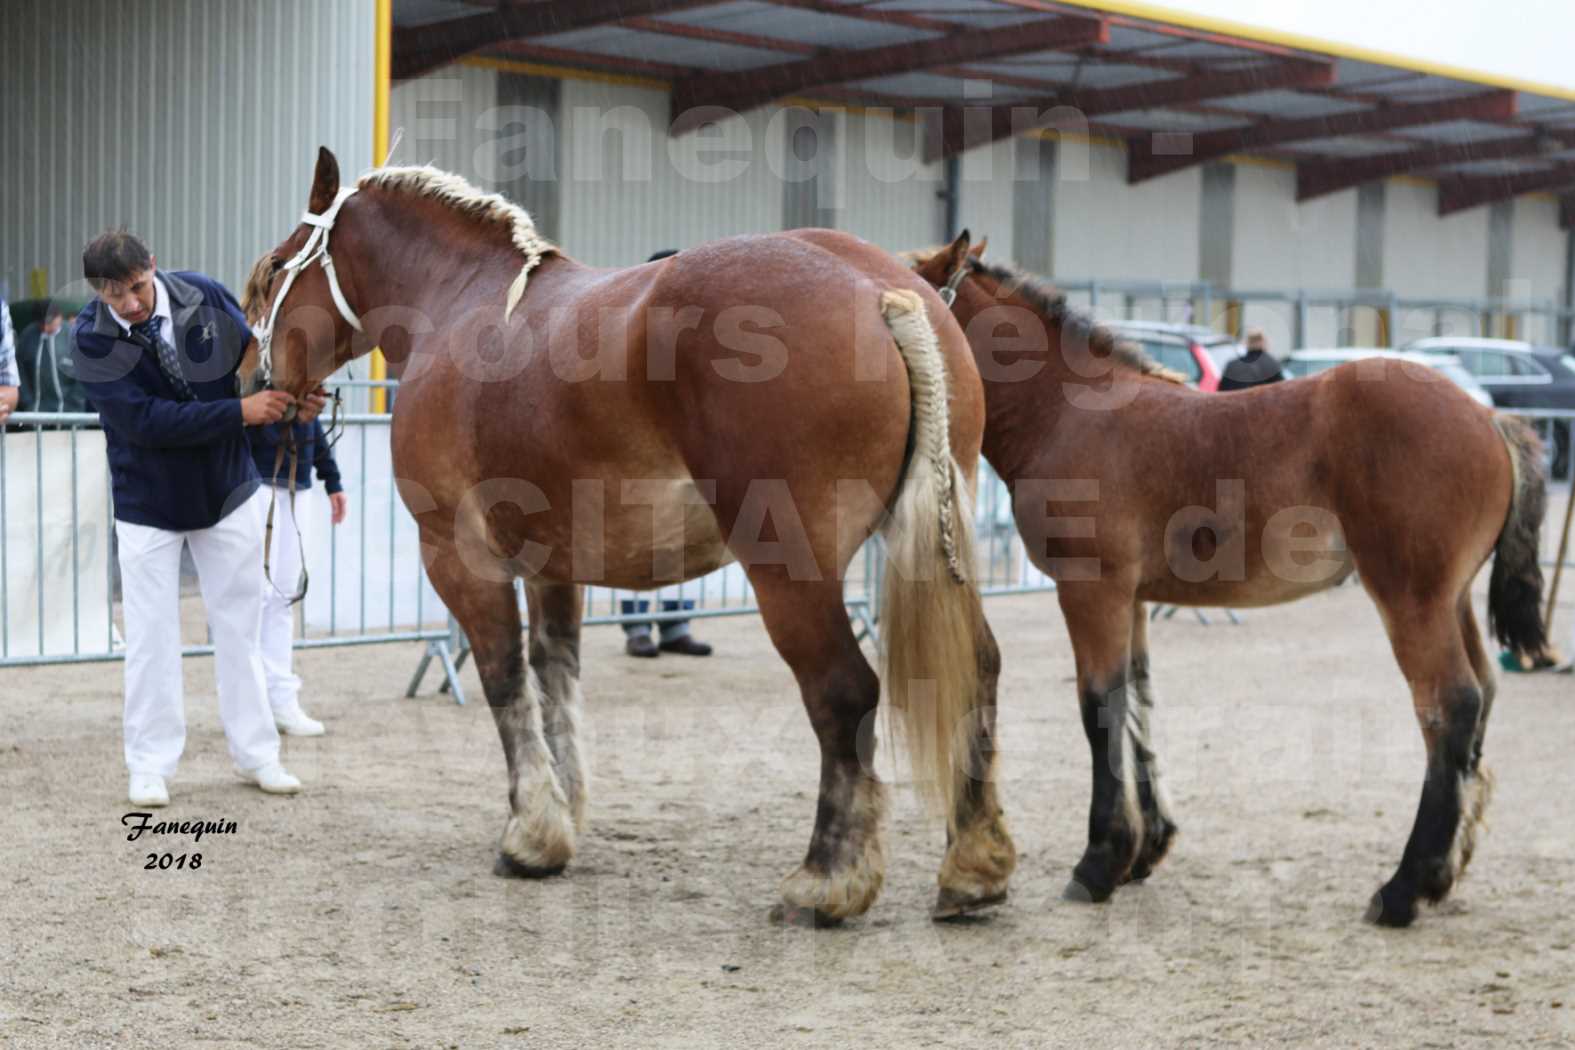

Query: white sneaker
[273,702,326,737]
[128,773,169,807]
[236,762,302,795]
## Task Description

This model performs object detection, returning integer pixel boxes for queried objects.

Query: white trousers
[257,484,306,711]
[116,493,280,777]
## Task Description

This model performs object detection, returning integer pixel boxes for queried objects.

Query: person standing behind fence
[1217,328,1285,391]
[618,249,714,660]
[245,418,347,736]
[17,301,89,414]
[0,296,18,424]
[71,228,316,807]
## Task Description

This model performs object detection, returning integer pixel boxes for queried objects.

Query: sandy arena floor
[1,582,1572,1049]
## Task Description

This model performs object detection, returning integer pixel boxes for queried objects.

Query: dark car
[1404,336,1575,477]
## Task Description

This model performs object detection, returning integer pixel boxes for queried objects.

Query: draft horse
[238,148,1017,925]
[911,234,1549,927]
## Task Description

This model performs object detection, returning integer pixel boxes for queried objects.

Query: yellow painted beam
[370,0,391,413]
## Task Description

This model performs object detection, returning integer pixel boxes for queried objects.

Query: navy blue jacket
[71,270,259,531]
[247,419,344,494]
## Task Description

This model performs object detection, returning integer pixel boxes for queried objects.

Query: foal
[912,235,1548,927]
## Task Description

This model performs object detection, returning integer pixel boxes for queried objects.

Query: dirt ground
[2,580,1573,1049]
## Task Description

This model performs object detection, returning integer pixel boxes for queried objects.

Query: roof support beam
[1297,130,1575,201]
[1127,89,1518,183]
[669,15,1107,134]
[393,0,720,81]
[922,58,1333,162]
[1437,164,1575,216]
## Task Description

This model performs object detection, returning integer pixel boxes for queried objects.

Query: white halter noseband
[256,186,365,389]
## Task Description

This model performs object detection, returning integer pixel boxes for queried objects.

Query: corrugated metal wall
[0,0,375,302]
[557,79,784,266]
[389,64,498,187]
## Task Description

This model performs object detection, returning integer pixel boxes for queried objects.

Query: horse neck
[952,279,1093,484]
[340,191,547,343]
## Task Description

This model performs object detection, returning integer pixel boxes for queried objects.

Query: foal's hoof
[768,901,844,928]
[1061,878,1112,904]
[493,851,567,879]
[1363,887,1417,928]
[931,886,1007,923]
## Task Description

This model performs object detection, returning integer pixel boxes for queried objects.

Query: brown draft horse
[910,234,1549,928]
[238,148,1018,925]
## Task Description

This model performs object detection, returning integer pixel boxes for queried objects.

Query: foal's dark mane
[966,257,1186,386]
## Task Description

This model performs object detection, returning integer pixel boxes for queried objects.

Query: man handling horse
[72,229,320,807]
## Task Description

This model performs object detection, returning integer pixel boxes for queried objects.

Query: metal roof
[391,0,1575,220]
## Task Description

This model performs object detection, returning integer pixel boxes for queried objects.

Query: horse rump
[1488,414,1551,663]
[875,288,986,829]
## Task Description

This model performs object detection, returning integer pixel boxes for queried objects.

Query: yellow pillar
[370,0,392,413]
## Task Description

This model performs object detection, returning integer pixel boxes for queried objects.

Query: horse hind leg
[1366,596,1485,927]
[1455,596,1497,879]
[423,540,576,877]
[751,574,887,927]
[1123,606,1178,884]
[526,582,590,831]
[933,613,1018,921]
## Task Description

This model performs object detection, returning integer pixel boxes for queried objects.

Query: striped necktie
[131,315,195,401]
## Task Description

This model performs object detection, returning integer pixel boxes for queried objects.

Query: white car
[1282,348,1494,407]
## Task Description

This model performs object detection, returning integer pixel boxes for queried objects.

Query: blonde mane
[358,165,557,321]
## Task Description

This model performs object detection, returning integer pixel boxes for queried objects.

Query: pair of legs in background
[255,484,325,735]
[116,491,300,806]
[618,597,713,658]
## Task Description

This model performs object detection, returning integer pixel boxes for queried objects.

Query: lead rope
[264,431,310,606]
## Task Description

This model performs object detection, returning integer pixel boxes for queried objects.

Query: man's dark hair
[82,228,153,288]
[43,300,65,321]
[647,249,678,262]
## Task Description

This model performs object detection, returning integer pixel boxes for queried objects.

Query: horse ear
[970,236,987,260]
[308,146,341,215]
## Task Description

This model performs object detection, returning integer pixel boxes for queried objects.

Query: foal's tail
[876,289,986,827]
[1488,414,1550,660]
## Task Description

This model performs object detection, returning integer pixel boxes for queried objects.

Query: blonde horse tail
[876,288,986,829]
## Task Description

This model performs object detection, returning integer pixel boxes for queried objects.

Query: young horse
[910,235,1549,928]
[237,148,1017,925]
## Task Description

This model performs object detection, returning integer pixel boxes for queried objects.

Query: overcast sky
[1119,0,1575,95]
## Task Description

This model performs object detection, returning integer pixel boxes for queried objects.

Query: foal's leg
[1124,605,1178,883]
[933,614,1018,920]
[1366,597,1485,927]
[1454,596,1496,877]
[525,582,590,830]
[1059,584,1144,903]
[752,574,887,926]
[423,541,576,877]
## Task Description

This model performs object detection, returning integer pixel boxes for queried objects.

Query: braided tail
[876,289,986,827]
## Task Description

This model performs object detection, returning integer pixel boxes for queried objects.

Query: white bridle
[256,186,365,390]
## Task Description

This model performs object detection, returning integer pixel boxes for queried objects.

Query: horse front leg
[525,582,590,831]
[1058,584,1144,903]
[423,538,577,877]
[1124,605,1178,883]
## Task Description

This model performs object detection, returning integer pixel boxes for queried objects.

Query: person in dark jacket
[245,418,348,736]
[71,228,316,807]
[17,302,90,413]
[1217,328,1285,391]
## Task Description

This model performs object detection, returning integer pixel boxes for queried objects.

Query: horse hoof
[493,851,567,879]
[1363,888,1416,928]
[931,887,1007,922]
[1061,878,1109,904]
[768,901,844,928]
